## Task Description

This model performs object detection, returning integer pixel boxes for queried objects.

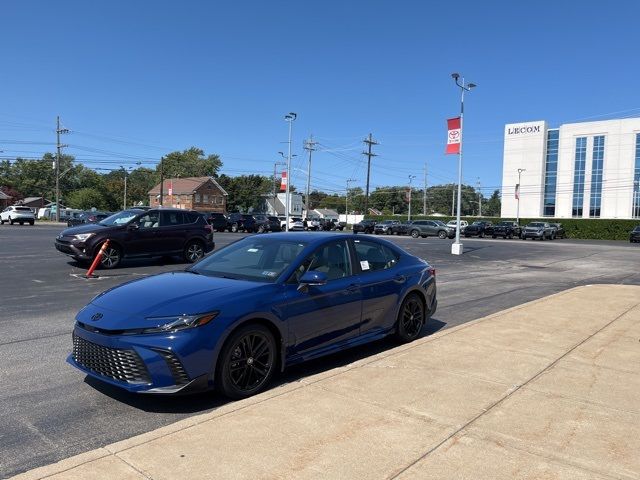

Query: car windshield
[99,210,142,226]
[528,222,545,227]
[472,221,483,225]
[634,226,640,232]
[498,222,512,226]
[15,207,32,212]
[190,238,307,282]
[434,220,446,226]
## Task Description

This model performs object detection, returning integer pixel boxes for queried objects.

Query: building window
[589,135,605,218]
[634,133,640,219]
[572,137,587,217]
[203,194,209,204]
[543,129,559,217]
[195,193,201,203]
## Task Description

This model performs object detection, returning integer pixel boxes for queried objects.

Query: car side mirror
[297,270,328,292]
[127,223,139,231]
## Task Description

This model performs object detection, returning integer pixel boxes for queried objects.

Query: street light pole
[516,168,526,224]
[55,116,70,222]
[346,178,356,225]
[408,175,416,221]
[450,73,476,256]
[284,113,297,232]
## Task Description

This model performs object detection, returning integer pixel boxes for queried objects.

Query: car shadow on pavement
[83,318,448,414]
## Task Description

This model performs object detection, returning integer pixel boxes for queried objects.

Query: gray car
[407,220,455,239]
[521,222,555,240]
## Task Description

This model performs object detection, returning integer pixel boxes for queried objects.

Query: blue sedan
[69,233,437,399]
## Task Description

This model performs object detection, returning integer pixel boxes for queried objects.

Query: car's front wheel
[100,244,121,269]
[184,240,205,263]
[438,230,447,239]
[396,293,425,343]
[217,324,277,399]
[410,229,420,238]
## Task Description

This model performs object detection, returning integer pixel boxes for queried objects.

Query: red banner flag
[280,171,287,192]
[446,117,461,155]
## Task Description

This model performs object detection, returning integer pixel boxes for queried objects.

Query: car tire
[257,225,265,233]
[507,234,512,239]
[231,223,239,233]
[0,219,4,225]
[438,230,447,239]
[184,240,205,263]
[395,293,425,343]
[217,227,226,233]
[99,244,121,269]
[410,229,420,238]
[9,218,14,225]
[479,231,485,238]
[216,323,277,400]
[492,235,497,239]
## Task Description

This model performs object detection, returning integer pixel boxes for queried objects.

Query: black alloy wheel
[184,240,204,263]
[217,324,276,399]
[396,293,425,342]
[231,223,239,233]
[438,230,447,239]
[100,244,121,269]
[410,229,420,238]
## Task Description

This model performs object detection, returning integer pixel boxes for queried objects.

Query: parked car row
[200,212,346,233]
[352,218,572,242]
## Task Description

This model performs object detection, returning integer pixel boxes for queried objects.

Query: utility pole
[55,116,70,222]
[362,133,378,216]
[516,168,526,224]
[159,157,165,206]
[451,187,455,217]
[423,162,428,216]
[408,175,416,221]
[477,177,482,217]
[303,135,317,218]
[284,113,297,232]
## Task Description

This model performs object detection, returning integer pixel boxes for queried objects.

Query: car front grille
[72,334,151,384]
[155,349,190,386]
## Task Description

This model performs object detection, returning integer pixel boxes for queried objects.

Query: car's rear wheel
[479,231,485,238]
[184,240,205,263]
[396,293,425,343]
[410,229,420,238]
[217,324,276,399]
[9,217,14,225]
[231,223,239,233]
[438,230,447,239]
[29,220,34,225]
[257,224,265,233]
[99,244,121,269]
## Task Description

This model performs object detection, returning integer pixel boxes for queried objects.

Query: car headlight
[141,312,219,334]
[73,233,95,241]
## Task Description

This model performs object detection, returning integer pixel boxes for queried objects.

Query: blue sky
[2,1,640,197]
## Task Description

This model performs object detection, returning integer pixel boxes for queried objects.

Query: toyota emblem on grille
[91,313,103,321]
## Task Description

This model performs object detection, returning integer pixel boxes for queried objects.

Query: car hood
[61,223,118,236]
[76,271,263,329]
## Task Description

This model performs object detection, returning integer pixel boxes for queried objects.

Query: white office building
[501,117,640,219]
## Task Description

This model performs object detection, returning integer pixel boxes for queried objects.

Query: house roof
[314,208,339,216]
[21,196,49,204]
[148,177,228,196]
[0,191,12,200]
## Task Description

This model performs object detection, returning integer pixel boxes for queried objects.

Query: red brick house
[148,177,228,213]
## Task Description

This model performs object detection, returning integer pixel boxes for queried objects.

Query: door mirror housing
[127,223,139,231]
[297,270,328,292]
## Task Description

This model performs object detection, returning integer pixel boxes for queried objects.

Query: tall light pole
[633,179,639,218]
[451,73,476,255]
[346,178,356,225]
[477,177,482,217]
[408,175,416,221]
[516,168,526,224]
[284,113,297,232]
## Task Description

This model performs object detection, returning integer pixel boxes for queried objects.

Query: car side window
[161,211,184,226]
[353,240,399,272]
[134,212,160,228]
[293,240,352,282]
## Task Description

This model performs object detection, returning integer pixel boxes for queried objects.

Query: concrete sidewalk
[13,284,640,480]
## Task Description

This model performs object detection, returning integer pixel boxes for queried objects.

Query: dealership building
[501,117,640,219]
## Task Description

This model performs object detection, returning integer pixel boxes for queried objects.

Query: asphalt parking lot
[1,223,639,478]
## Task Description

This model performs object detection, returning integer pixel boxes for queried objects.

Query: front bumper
[522,231,544,238]
[67,323,216,393]
[55,239,93,260]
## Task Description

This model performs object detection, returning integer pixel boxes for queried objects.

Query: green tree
[217,174,272,212]
[66,188,108,210]
[157,147,222,178]
[483,189,502,217]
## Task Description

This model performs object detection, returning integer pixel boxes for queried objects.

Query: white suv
[1,206,36,225]
[446,219,468,233]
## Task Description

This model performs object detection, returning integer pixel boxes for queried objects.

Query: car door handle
[393,275,406,284]
[346,284,360,293]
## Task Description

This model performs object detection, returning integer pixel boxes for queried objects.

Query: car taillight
[428,267,436,277]
[205,224,213,233]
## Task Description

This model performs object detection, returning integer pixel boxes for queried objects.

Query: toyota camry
[68,233,437,399]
